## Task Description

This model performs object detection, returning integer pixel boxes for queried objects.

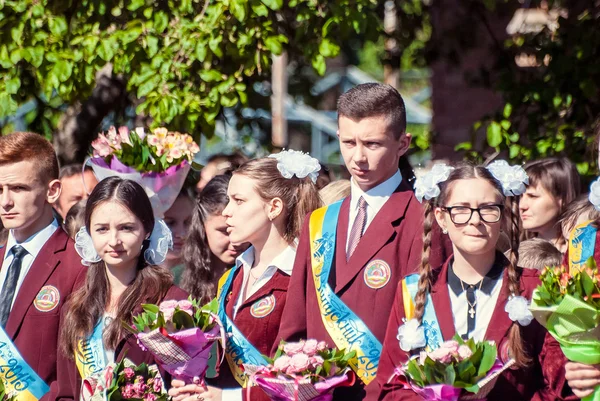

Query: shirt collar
[235,244,297,276]
[447,253,505,296]
[5,219,60,261]
[349,170,402,213]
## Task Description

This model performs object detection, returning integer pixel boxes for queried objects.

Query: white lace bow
[268,149,321,183]
[486,160,529,197]
[397,318,427,352]
[74,219,173,266]
[414,164,455,203]
[589,177,600,211]
[504,295,533,326]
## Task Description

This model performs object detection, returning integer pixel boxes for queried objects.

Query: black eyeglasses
[441,204,504,225]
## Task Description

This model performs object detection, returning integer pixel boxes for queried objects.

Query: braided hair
[413,163,530,367]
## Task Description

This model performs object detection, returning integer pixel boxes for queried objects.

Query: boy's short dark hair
[337,83,407,139]
[518,238,563,270]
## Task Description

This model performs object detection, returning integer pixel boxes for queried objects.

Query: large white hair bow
[414,164,455,203]
[74,219,173,266]
[268,149,321,183]
[486,160,529,196]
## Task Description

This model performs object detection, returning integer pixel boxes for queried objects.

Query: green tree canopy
[0,0,378,151]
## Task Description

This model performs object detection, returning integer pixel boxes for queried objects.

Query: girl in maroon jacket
[49,177,187,401]
[169,151,322,401]
[377,162,574,401]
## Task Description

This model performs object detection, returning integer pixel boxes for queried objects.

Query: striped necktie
[347,196,367,260]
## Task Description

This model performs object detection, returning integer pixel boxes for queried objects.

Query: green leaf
[5,77,20,94]
[209,35,223,58]
[312,55,326,76]
[195,43,207,62]
[200,70,223,82]
[503,103,512,118]
[127,0,145,11]
[487,122,502,147]
[251,3,269,16]
[264,37,283,54]
[49,16,68,37]
[231,0,247,22]
[146,35,159,58]
[154,11,169,33]
[455,142,472,151]
[53,60,73,82]
[319,38,340,58]
[261,0,283,11]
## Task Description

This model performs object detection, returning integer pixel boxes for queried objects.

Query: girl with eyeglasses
[376,163,572,400]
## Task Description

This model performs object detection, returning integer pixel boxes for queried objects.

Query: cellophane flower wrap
[529,259,600,401]
[89,126,200,217]
[243,340,355,401]
[0,378,16,401]
[81,358,167,401]
[395,336,513,401]
[126,298,225,384]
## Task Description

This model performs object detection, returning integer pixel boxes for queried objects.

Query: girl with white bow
[169,150,322,401]
[50,177,188,401]
[376,162,573,400]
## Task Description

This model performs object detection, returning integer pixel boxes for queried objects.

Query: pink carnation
[302,339,319,356]
[121,384,135,399]
[177,300,194,316]
[145,394,157,401]
[457,345,473,360]
[309,355,324,367]
[152,376,162,392]
[273,355,292,372]
[283,341,305,356]
[429,346,454,364]
[288,353,311,373]
[123,367,135,380]
[160,300,179,321]
[316,341,327,352]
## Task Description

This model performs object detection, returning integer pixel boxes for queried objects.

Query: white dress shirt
[346,170,402,253]
[0,220,59,309]
[447,261,503,342]
[223,244,296,401]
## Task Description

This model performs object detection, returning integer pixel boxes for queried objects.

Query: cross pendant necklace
[460,279,484,320]
[468,305,476,319]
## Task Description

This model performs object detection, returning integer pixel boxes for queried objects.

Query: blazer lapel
[483,268,513,345]
[241,270,289,308]
[335,184,413,293]
[5,229,68,339]
[430,260,457,341]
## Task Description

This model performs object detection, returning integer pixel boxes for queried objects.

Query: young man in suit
[275,83,436,401]
[0,132,86,396]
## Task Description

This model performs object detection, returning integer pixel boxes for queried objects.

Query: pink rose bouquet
[395,336,512,401]
[243,340,355,401]
[81,358,167,401]
[126,298,225,384]
[88,126,200,217]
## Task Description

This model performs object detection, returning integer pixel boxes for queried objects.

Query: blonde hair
[234,158,322,242]
[319,180,351,205]
[518,238,562,270]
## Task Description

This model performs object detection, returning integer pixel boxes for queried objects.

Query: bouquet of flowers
[89,126,200,217]
[0,378,16,401]
[243,340,355,401]
[529,259,600,401]
[396,336,512,401]
[81,358,167,401]
[126,298,225,384]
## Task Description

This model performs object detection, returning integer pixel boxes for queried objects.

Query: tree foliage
[454,1,600,174]
[0,0,378,140]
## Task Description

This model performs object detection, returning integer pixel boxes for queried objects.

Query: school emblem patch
[250,295,276,318]
[364,260,391,289]
[34,285,60,312]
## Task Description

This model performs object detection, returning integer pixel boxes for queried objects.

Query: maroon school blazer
[48,285,188,401]
[0,228,86,391]
[275,183,451,401]
[208,267,291,401]
[377,255,575,401]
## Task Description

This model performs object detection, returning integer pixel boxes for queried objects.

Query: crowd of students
[0,82,599,401]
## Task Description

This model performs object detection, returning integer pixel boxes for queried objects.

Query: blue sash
[568,221,597,272]
[0,326,49,401]
[401,274,443,351]
[217,267,268,387]
[75,320,106,379]
[308,202,382,385]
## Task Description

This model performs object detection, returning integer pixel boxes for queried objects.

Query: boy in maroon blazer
[275,84,444,401]
[0,132,86,394]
